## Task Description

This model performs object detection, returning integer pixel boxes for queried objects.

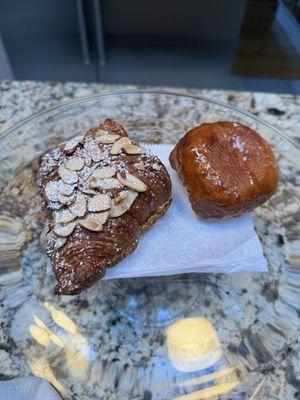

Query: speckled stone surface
[0,81,299,400]
[0,80,300,145]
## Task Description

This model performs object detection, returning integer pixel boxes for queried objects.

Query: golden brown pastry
[38,119,172,295]
[169,121,279,220]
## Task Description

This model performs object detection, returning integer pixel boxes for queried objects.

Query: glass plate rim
[0,89,299,151]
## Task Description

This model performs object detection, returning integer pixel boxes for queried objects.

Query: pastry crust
[37,119,172,295]
[169,121,279,220]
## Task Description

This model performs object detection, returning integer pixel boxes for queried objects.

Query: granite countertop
[0,81,299,400]
[0,80,299,144]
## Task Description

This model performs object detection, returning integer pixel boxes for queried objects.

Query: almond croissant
[37,119,172,295]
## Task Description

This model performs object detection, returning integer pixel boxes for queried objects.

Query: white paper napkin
[0,377,61,400]
[104,144,268,279]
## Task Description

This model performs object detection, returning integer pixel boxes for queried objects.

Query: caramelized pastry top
[169,121,279,219]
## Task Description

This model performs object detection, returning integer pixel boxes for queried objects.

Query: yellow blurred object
[33,315,64,348]
[64,334,90,378]
[44,302,77,335]
[28,357,68,396]
[173,381,240,400]
[41,304,92,379]
[167,317,222,372]
[29,324,50,347]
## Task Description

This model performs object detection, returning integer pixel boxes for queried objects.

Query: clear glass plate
[0,91,299,399]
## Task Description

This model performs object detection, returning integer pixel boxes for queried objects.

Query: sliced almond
[84,140,104,162]
[54,209,75,224]
[48,202,62,210]
[110,190,138,217]
[79,186,98,195]
[78,164,102,187]
[134,162,145,171]
[65,157,84,171]
[115,190,128,203]
[152,162,161,171]
[54,237,67,249]
[78,166,94,183]
[84,138,94,148]
[93,128,110,137]
[69,193,87,217]
[92,166,116,179]
[58,164,78,185]
[52,149,61,161]
[95,211,109,225]
[54,221,76,237]
[64,135,85,154]
[58,181,74,196]
[123,143,145,155]
[117,172,147,192]
[40,226,51,247]
[90,177,122,190]
[91,148,104,162]
[84,139,96,151]
[58,193,75,205]
[110,137,132,155]
[98,133,120,144]
[79,212,109,232]
[87,194,111,212]
[85,155,92,167]
[45,181,60,202]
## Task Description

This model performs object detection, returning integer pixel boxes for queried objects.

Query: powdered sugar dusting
[39,127,162,249]
[232,135,245,152]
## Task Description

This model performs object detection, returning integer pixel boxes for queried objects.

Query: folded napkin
[0,377,61,400]
[104,144,267,279]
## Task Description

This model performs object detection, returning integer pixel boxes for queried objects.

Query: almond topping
[115,190,128,203]
[91,149,104,162]
[134,162,145,171]
[79,187,98,195]
[58,164,78,184]
[78,165,96,183]
[79,212,109,231]
[110,190,138,217]
[58,193,75,206]
[90,178,122,190]
[96,211,109,225]
[58,181,74,196]
[110,137,132,155]
[87,194,111,212]
[98,134,121,144]
[64,135,85,154]
[85,156,92,167]
[123,143,145,155]
[65,157,85,171]
[93,128,110,137]
[52,150,61,161]
[45,181,60,202]
[92,166,116,179]
[117,172,147,192]
[152,162,161,171]
[54,209,75,224]
[48,202,62,210]
[54,237,67,249]
[54,221,76,237]
[40,226,51,247]
[84,140,104,162]
[69,193,87,217]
